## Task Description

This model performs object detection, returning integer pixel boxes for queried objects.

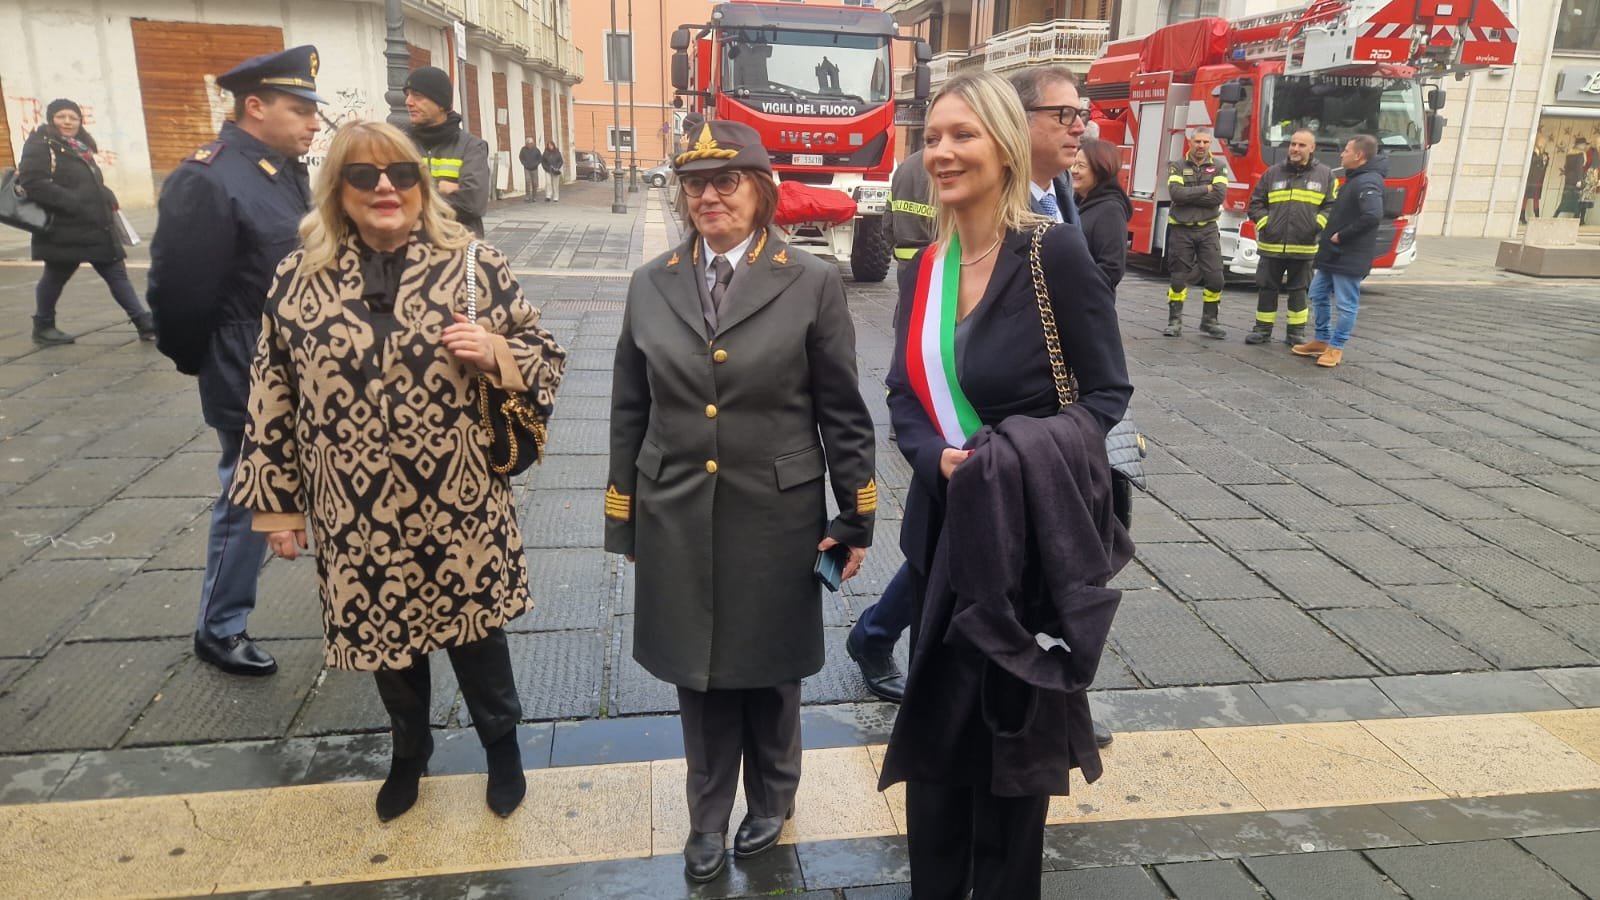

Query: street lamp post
[383,0,410,127]
[626,0,639,194]
[609,0,627,213]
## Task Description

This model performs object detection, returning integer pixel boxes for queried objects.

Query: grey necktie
[710,255,734,315]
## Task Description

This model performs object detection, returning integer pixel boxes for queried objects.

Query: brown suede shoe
[1291,339,1329,357]
[1316,347,1344,368]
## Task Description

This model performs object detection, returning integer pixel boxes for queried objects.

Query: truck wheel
[850,216,891,283]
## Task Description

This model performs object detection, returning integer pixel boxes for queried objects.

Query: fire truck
[669,1,931,282]
[1084,0,1519,276]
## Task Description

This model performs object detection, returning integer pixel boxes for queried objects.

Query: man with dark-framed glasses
[1012,66,1087,227]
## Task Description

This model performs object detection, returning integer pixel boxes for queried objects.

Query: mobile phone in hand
[814,543,849,592]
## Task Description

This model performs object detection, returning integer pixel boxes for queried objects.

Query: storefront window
[1523,115,1600,228]
[1556,0,1600,53]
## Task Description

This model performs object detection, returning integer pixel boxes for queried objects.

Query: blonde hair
[924,71,1050,243]
[298,120,472,274]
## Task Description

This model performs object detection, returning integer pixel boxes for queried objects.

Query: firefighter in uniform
[1164,129,1230,339]
[146,46,324,676]
[402,66,491,236]
[1246,129,1334,346]
[888,148,934,277]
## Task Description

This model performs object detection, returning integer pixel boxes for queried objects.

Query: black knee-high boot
[372,660,435,821]
[449,629,526,816]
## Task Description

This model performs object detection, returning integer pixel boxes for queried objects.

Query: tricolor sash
[905,233,981,447]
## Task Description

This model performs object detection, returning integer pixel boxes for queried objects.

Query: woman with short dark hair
[16,98,156,345]
[1070,136,1132,287]
[607,119,876,884]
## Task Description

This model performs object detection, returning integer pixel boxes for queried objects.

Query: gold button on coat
[713,349,729,363]
[705,404,718,418]
[705,460,718,474]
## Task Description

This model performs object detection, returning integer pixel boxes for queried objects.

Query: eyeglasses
[680,171,743,198]
[1028,105,1092,126]
[342,162,423,191]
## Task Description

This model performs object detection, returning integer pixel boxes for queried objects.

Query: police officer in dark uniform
[147,45,323,676]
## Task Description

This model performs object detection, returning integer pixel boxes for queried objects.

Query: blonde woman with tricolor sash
[876,71,1132,900]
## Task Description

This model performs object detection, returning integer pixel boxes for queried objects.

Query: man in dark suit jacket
[1011,66,1085,226]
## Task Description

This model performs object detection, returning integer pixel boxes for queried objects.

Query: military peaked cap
[217,45,326,104]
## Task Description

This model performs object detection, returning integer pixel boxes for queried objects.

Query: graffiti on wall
[6,95,119,168]
[307,87,378,170]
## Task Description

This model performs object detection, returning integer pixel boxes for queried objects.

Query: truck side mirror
[671,51,689,92]
[915,63,931,100]
[670,28,690,52]
[1428,87,1446,110]
[914,39,933,63]
[1218,81,1244,105]
[1426,112,1446,146]
[1214,108,1239,144]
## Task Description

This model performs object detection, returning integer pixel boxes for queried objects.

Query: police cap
[217,44,326,104]
[674,120,772,175]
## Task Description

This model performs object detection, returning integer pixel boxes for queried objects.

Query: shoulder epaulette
[186,141,226,165]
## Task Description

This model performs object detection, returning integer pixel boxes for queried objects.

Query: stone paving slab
[1393,585,1597,669]
[0,558,140,656]
[0,640,188,753]
[124,639,325,746]
[1108,593,1259,686]
[66,569,204,640]
[1231,483,1371,532]
[1367,839,1586,900]
[1518,832,1600,897]
[1238,550,1395,609]
[1372,670,1576,717]
[1136,543,1273,601]
[1194,599,1378,681]
[1244,850,1415,900]
[1305,530,1458,586]
[1145,474,1260,520]
[1271,463,1407,505]
[290,666,458,737]
[1154,858,1263,899]
[1465,518,1600,583]
[1528,605,1600,657]
[4,456,158,508]
[511,549,613,633]
[29,497,210,561]
[506,630,604,721]
[1249,678,1406,724]
[1314,608,1491,674]
[1422,545,1600,608]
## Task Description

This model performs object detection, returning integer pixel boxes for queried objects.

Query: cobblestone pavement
[3,181,1600,897]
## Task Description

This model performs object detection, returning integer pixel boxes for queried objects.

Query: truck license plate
[792,154,824,166]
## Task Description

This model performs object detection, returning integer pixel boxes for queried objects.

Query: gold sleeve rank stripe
[856,480,878,515]
[605,485,633,522]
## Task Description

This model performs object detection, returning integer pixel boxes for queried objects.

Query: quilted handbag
[0,167,52,234]
[465,241,549,476]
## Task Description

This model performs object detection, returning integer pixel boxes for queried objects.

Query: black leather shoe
[846,633,905,703]
[683,830,727,882]
[193,631,277,676]
[1093,718,1114,749]
[733,807,792,858]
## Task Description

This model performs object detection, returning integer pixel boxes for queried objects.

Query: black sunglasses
[680,171,743,198]
[342,162,423,191]
[1027,105,1092,126]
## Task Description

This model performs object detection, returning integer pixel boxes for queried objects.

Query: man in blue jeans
[1293,134,1386,369]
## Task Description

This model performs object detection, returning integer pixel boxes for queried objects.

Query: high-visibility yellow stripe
[1202,289,1222,303]
[1316,214,1329,229]
[889,199,934,218]
[1168,287,1187,302]
[1266,189,1326,204]
[1287,308,1310,325]
[426,157,464,179]
[1168,175,1187,184]
[1168,216,1220,225]
[1256,310,1277,323]
[1211,174,1230,185]
[894,247,919,260]
[1256,215,1269,229]
[1258,242,1319,256]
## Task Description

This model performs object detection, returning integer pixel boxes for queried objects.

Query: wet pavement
[2,178,1600,897]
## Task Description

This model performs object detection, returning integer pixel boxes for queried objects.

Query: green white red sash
[906,233,981,446]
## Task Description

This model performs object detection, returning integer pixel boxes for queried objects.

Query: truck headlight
[1396,224,1417,255]
[852,185,889,214]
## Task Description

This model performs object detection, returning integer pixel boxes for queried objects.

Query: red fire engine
[670,1,931,282]
[1085,0,1519,276]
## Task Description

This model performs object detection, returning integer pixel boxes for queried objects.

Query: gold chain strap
[466,241,546,474]
[1028,225,1078,410]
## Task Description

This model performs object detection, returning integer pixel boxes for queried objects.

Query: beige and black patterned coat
[232,237,566,671]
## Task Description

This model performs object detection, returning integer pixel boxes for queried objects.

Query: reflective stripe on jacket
[1247,158,1336,258]
[889,150,935,260]
[1166,153,1229,226]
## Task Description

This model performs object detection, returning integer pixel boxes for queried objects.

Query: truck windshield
[1261,75,1425,152]
[720,28,891,106]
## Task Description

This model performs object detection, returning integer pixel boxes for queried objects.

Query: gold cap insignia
[673,122,740,167]
[856,480,878,516]
[309,51,319,78]
[605,485,633,522]
[772,249,788,266]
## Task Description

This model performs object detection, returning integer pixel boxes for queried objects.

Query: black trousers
[1166,223,1224,294]
[906,782,1051,900]
[1255,255,1312,324]
[372,628,522,759]
[677,681,802,833]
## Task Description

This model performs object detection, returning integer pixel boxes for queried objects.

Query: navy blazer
[887,225,1132,573]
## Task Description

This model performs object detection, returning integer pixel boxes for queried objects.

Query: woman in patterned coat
[231,121,567,822]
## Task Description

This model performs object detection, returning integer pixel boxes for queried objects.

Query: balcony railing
[979,18,1110,73]
[928,50,968,85]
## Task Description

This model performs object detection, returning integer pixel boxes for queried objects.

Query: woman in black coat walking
[16,99,155,345]
[1070,137,1132,288]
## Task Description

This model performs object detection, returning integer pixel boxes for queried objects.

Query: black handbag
[465,241,549,476]
[1029,226,1146,529]
[0,166,52,234]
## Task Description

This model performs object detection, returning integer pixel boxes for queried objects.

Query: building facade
[886,0,1600,239]
[0,0,583,208]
